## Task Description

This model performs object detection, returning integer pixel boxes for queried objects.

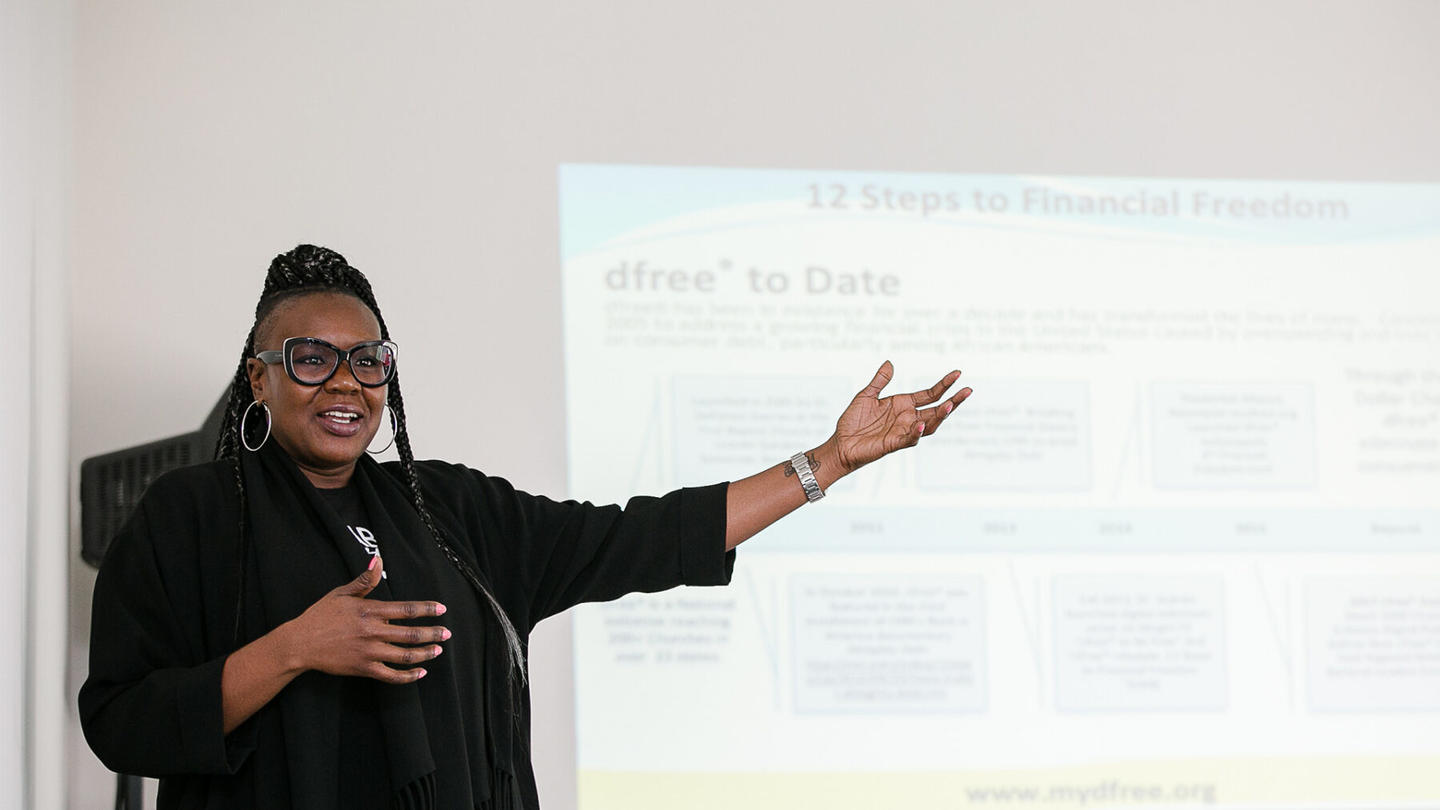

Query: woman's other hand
[833,360,971,474]
[279,555,449,684]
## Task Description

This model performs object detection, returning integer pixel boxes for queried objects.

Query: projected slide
[560,165,1440,809]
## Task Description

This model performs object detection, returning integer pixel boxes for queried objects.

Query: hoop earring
[241,400,272,452]
[367,407,398,455]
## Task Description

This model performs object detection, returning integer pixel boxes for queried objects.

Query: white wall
[66,1,1440,808]
[0,0,36,795]
[4,0,72,807]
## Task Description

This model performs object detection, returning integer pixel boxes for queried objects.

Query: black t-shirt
[316,482,380,572]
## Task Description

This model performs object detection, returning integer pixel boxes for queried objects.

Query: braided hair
[215,244,525,682]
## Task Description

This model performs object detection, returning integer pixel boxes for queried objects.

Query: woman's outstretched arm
[724,361,971,551]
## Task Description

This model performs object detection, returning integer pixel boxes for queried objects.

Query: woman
[80,245,971,809]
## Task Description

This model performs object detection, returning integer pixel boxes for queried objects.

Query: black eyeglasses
[256,337,398,387]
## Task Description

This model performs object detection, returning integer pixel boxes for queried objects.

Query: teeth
[322,411,359,421]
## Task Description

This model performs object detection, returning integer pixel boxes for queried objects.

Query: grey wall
[67,1,1440,807]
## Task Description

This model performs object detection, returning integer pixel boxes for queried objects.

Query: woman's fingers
[359,641,443,683]
[296,564,455,682]
[364,600,448,620]
[366,661,428,684]
[370,641,445,668]
[331,554,385,598]
[328,557,445,618]
[916,386,973,435]
[859,360,894,398]
[372,622,451,645]
[883,417,923,452]
[907,370,962,406]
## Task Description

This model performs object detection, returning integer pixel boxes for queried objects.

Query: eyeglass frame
[255,336,399,388]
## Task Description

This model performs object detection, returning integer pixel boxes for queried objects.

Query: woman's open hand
[280,555,450,684]
[833,361,971,474]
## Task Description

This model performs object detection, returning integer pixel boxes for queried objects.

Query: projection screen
[559,164,1439,809]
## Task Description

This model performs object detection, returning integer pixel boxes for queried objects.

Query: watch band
[789,452,825,503]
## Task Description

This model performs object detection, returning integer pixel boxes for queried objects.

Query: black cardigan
[80,453,733,809]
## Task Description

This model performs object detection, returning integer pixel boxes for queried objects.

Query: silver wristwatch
[789,452,825,503]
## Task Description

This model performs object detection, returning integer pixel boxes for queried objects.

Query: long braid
[216,245,526,681]
[387,380,527,685]
[216,324,263,645]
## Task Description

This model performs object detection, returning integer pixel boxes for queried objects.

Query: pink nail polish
[441,628,452,640]
[435,603,447,615]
